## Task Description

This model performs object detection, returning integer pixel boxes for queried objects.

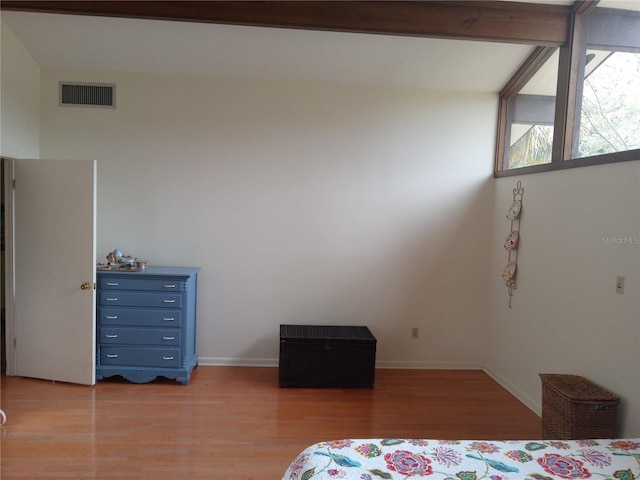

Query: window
[505,50,559,169]
[496,1,640,176]
[577,52,640,157]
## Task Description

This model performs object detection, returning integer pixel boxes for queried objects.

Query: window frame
[495,1,640,177]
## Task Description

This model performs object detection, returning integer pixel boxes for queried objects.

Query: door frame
[2,157,16,375]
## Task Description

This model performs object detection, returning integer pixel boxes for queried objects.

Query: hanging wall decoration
[502,180,524,307]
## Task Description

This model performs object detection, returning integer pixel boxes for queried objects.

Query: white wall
[486,162,640,437]
[0,19,40,158]
[39,68,497,369]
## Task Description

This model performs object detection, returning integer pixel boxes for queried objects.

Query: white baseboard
[483,364,542,417]
[198,357,482,370]
[376,360,483,369]
[198,357,278,367]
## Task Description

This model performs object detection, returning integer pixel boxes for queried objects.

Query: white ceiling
[1,10,542,92]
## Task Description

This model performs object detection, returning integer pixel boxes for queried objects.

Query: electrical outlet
[616,276,625,294]
[411,327,419,339]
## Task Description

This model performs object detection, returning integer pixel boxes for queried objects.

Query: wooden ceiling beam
[0,1,570,46]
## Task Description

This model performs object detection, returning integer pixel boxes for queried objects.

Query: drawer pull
[106,354,119,358]
[106,297,118,301]
[105,334,118,338]
[163,299,176,303]
[162,336,175,341]
[105,315,118,319]
[162,317,175,321]
[106,282,119,286]
[162,356,175,361]
[164,284,177,288]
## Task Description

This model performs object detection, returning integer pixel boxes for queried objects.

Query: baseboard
[483,365,541,417]
[376,360,483,369]
[198,357,278,367]
[198,357,482,370]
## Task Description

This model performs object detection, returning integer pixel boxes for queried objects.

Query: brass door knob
[81,282,93,290]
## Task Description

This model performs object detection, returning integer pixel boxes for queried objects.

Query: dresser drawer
[99,327,181,346]
[99,277,185,292]
[99,291,182,308]
[100,346,181,368]
[98,308,182,327]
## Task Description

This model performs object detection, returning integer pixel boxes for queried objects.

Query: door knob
[81,282,93,290]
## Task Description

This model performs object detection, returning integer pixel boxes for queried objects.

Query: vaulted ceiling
[0,1,582,92]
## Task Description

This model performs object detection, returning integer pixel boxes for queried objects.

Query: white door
[10,159,96,385]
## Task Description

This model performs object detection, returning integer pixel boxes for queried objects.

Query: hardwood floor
[0,367,541,479]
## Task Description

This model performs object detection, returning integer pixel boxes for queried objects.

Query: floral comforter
[282,438,640,480]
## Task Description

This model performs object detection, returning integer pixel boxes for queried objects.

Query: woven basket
[540,374,619,440]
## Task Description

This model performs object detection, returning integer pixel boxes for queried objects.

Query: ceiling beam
[0,1,570,46]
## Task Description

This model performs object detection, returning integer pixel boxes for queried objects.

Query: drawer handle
[163,299,176,303]
[162,356,175,361]
[164,284,177,288]
[106,282,119,286]
[106,354,118,358]
[105,315,118,319]
[106,297,118,301]
[162,317,175,321]
[105,334,118,338]
[162,336,175,341]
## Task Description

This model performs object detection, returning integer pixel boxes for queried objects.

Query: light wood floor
[0,367,542,479]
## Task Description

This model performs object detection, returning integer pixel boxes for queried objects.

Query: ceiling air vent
[59,82,116,108]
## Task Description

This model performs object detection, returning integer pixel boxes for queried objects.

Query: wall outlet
[616,276,625,294]
[411,327,419,339]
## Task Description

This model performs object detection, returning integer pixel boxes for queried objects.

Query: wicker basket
[540,374,619,440]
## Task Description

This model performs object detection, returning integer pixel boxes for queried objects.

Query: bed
[281,437,640,479]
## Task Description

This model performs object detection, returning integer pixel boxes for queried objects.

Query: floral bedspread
[281,438,640,480]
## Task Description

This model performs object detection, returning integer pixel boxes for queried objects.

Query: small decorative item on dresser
[540,373,620,440]
[99,250,147,271]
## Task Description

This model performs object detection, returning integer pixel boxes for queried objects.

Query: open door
[6,158,96,385]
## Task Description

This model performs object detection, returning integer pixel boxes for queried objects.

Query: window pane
[509,124,554,168]
[506,50,558,169]
[577,50,640,158]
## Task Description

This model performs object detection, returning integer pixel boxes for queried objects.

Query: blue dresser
[96,266,200,385]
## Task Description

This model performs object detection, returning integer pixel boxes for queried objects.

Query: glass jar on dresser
[96,266,200,385]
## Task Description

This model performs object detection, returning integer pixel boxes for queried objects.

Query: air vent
[59,82,116,108]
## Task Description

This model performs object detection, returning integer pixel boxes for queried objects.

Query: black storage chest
[279,324,376,387]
